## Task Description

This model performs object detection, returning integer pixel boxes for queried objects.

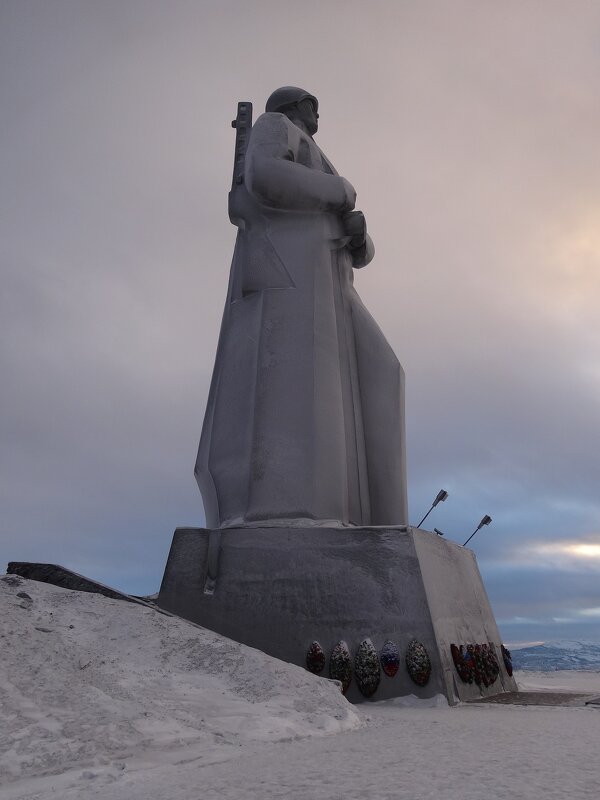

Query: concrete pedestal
[157,526,516,704]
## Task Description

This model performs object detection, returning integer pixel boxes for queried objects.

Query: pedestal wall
[157,526,516,703]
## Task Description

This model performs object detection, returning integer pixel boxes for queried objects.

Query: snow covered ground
[2,575,599,800]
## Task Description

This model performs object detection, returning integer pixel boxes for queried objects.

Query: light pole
[416,489,449,528]
[463,515,492,547]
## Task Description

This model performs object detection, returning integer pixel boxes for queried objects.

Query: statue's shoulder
[252,111,288,131]
[251,112,300,147]
[254,111,290,124]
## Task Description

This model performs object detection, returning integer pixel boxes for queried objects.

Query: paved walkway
[468,690,598,706]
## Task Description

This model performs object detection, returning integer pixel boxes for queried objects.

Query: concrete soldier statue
[195,87,408,529]
[159,89,517,705]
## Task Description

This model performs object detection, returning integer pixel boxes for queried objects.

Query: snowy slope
[0,574,359,791]
[511,641,600,671]
[2,575,600,800]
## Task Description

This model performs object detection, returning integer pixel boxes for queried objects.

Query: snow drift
[0,574,360,788]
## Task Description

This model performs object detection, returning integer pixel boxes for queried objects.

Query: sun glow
[526,540,600,563]
[536,215,600,323]
[555,222,600,290]
[579,607,600,617]
[567,543,600,558]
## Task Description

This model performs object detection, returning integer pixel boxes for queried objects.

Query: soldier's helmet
[265,86,318,113]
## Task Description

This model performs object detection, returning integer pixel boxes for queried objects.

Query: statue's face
[287,97,319,136]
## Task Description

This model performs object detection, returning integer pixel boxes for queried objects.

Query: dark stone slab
[7,562,136,603]
[585,696,600,706]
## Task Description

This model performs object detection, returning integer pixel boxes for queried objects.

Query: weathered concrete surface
[196,94,408,530]
[157,526,516,704]
[413,533,516,701]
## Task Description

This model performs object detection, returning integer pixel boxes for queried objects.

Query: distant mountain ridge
[511,640,600,671]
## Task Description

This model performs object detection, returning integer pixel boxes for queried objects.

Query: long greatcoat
[195,112,408,528]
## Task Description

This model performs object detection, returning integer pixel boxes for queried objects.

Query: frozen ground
[1,576,599,800]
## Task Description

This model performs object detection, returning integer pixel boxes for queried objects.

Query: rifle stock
[228,101,253,226]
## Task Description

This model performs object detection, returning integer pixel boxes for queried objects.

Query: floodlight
[463,515,492,547]
[416,489,449,528]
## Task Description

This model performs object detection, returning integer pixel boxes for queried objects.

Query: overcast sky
[1,0,599,645]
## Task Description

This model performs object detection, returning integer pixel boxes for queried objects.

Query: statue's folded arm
[351,234,375,269]
[245,113,352,213]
